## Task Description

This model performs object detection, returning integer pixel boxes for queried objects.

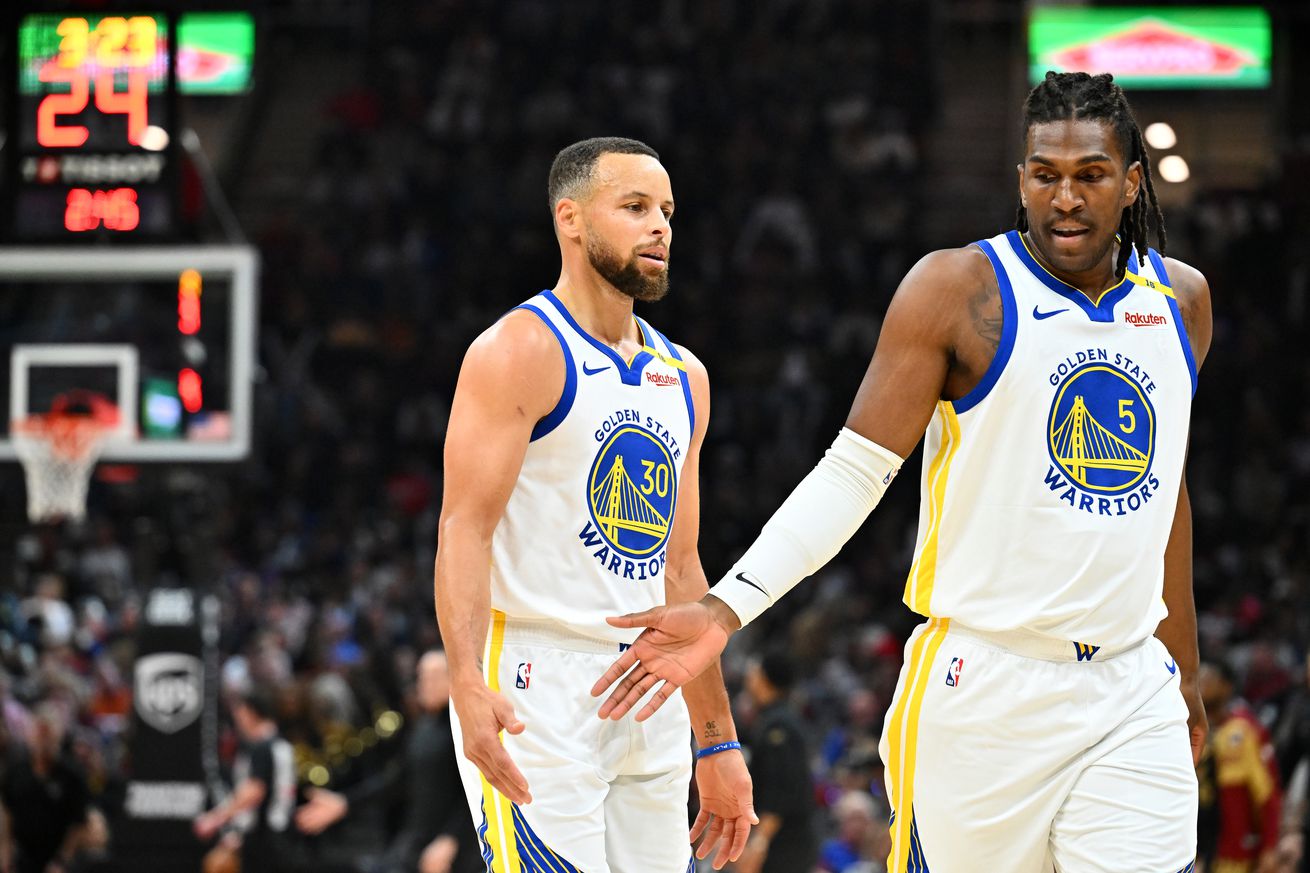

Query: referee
[737,651,818,873]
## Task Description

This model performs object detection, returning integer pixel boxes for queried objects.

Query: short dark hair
[236,687,277,723]
[1206,659,1237,687]
[547,137,660,213]
[1016,71,1166,279]
[758,650,797,692]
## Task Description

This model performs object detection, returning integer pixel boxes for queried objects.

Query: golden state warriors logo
[586,424,676,560]
[1045,359,1162,516]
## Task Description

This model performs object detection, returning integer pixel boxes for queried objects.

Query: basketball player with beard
[434,137,756,872]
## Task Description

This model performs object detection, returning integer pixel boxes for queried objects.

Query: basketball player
[593,72,1212,873]
[433,137,756,872]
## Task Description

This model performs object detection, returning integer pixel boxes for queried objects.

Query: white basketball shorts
[879,618,1198,873]
[451,612,694,873]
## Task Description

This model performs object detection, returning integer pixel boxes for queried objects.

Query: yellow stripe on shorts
[885,618,950,873]
[478,610,521,873]
[904,403,961,615]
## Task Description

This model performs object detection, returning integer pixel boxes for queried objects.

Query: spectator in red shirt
[1199,661,1283,873]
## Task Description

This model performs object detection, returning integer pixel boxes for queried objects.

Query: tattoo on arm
[704,721,721,740]
[1180,293,1201,359]
[968,282,1003,353]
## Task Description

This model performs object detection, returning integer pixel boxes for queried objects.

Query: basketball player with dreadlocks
[593,72,1213,872]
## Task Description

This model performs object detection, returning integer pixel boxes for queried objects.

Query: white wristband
[710,427,903,627]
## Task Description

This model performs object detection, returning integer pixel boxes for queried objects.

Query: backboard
[0,246,257,461]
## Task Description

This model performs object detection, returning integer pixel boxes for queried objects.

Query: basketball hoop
[11,391,120,523]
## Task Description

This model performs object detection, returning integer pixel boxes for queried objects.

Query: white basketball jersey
[904,231,1198,650]
[489,290,695,643]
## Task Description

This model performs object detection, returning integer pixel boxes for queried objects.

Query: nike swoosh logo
[1165,659,1177,675]
[734,572,768,596]
[582,363,610,376]
[1033,305,1068,320]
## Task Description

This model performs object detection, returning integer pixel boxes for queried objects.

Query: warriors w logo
[1073,642,1101,662]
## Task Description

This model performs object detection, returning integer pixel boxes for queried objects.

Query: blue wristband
[694,741,742,760]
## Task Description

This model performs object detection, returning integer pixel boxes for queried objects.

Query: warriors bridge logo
[1045,357,1161,517]
[578,421,677,580]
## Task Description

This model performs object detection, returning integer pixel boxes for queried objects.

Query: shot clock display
[5,11,179,241]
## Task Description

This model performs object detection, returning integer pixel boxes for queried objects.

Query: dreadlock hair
[1016,71,1166,279]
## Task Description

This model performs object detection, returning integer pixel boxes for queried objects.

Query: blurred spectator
[295,650,480,873]
[194,689,298,873]
[22,576,75,651]
[819,789,888,873]
[1275,654,1310,872]
[0,672,32,746]
[0,702,93,873]
[1198,662,1284,873]
[736,651,819,873]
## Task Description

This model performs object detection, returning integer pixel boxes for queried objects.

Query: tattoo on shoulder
[968,280,1003,353]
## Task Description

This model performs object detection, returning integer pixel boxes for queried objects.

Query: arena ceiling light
[1157,155,1190,183]
[1144,122,1177,150]
[140,126,170,152]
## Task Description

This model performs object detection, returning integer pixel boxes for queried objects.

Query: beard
[586,235,669,302]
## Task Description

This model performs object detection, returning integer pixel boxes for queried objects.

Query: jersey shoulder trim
[953,238,1018,415]
[639,318,695,436]
[514,301,577,441]
[1147,249,1198,396]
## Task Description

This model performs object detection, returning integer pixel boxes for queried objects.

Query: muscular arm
[433,310,563,804]
[195,774,267,839]
[844,246,997,455]
[698,246,996,630]
[664,349,758,866]
[218,777,267,826]
[662,351,736,746]
[1154,258,1214,764]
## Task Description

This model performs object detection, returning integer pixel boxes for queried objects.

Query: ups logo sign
[134,653,203,734]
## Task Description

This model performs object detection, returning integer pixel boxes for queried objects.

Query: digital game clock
[4,10,180,241]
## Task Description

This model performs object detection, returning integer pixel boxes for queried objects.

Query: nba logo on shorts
[516,662,532,689]
[944,657,964,688]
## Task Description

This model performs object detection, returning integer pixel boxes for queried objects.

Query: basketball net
[12,393,119,523]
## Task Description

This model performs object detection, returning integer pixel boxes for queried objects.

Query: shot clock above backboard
[5,11,179,241]
[3,9,255,242]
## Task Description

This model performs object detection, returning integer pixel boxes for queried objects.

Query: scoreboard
[1,10,258,464]
[5,10,180,241]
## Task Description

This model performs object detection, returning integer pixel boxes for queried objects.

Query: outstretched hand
[690,750,758,869]
[590,598,736,721]
[452,682,532,804]
[295,788,348,834]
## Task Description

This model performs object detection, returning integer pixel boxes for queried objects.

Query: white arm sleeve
[710,427,904,627]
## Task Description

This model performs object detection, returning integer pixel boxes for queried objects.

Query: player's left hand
[690,748,757,870]
[1180,674,1208,765]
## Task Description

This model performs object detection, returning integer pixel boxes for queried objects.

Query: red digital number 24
[37,67,148,148]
